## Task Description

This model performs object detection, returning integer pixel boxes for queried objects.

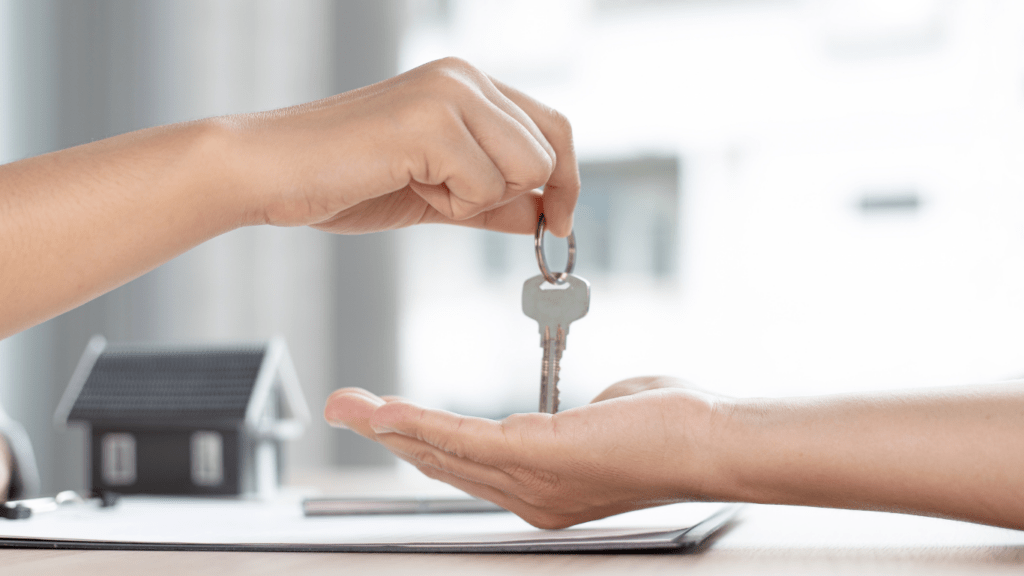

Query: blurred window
[483,157,680,282]
[394,0,1024,414]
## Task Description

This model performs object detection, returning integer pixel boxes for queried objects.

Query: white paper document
[0,495,738,552]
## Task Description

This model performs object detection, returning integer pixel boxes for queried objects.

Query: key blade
[539,327,564,414]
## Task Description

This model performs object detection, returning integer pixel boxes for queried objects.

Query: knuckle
[480,176,507,204]
[413,447,444,470]
[436,55,475,73]
[547,107,574,140]
[420,428,468,459]
[420,58,478,96]
[428,69,467,95]
[449,195,488,221]
[432,434,461,457]
[522,155,555,191]
[459,168,505,206]
[415,463,444,481]
[556,165,582,196]
[446,202,473,221]
[433,55,474,72]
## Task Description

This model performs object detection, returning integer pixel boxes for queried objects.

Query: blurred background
[2,0,1024,495]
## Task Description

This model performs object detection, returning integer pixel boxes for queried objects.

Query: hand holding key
[523,214,590,413]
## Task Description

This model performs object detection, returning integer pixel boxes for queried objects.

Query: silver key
[522,273,590,413]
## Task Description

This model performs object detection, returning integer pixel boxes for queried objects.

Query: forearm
[711,383,1024,529]
[0,119,250,338]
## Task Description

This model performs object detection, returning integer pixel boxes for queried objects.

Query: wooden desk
[3,469,1022,575]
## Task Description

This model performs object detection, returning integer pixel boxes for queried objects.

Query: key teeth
[552,327,564,414]
[538,327,566,414]
[550,351,560,414]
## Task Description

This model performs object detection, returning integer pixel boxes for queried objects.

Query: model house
[55,335,310,496]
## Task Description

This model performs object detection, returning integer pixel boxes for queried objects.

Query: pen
[303,497,505,517]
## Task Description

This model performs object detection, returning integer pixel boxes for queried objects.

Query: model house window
[190,431,224,487]
[101,433,136,486]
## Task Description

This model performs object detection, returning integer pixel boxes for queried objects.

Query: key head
[522,274,590,330]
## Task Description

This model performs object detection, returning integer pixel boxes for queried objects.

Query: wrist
[697,395,784,505]
[708,396,840,508]
[655,389,745,503]
[183,117,265,229]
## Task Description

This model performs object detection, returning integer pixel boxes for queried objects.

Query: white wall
[396,0,1024,414]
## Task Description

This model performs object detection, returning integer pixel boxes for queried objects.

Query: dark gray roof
[67,344,266,425]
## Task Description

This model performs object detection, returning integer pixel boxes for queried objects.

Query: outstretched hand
[324,377,727,529]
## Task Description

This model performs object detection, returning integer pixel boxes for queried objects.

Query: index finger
[489,78,580,238]
[417,189,542,234]
[369,401,514,467]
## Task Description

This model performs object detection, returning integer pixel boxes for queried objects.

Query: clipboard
[0,495,740,553]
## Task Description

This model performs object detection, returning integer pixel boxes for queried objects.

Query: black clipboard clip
[2,490,119,520]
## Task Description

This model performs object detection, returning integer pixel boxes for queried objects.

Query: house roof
[64,342,267,425]
[57,336,311,434]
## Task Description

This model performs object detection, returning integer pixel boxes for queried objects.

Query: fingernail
[370,423,397,434]
[324,393,384,428]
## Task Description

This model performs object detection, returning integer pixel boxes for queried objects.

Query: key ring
[534,213,576,285]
